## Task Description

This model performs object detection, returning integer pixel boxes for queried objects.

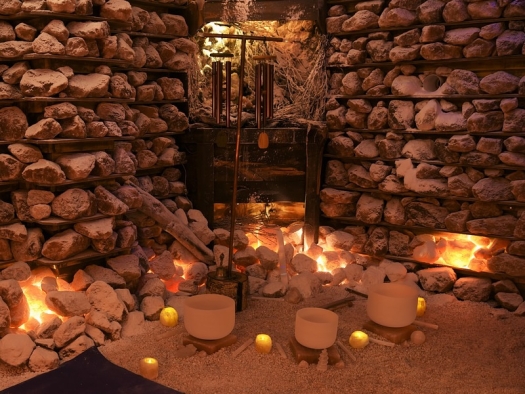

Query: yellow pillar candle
[255,334,272,354]
[416,297,427,317]
[349,330,369,349]
[140,357,159,380]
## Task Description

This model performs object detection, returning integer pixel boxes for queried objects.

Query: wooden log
[125,181,214,263]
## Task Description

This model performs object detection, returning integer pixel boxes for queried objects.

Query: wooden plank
[288,336,341,365]
[332,16,525,37]
[34,247,130,268]
[23,54,129,66]
[0,97,135,105]
[182,334,238,354]
[126,0,187,10]
[21,174,129,192]
[326,184,525,208]
[363,320,417,344]
[327,54,525,72]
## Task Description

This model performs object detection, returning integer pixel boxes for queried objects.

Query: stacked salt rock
[1,169,198,264]
[322,0,525,312]
[0,100,189,186]
[129,5,195,71]
[327,0,525,64]
[327,68,525,132]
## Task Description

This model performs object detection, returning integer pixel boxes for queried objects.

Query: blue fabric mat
[1,347,184,394]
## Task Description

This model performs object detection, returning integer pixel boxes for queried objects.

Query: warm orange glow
[349,330,369,349]
[437,234,495,270]
[413,232,498,272]
[22,284,55,324]
[416,297,427,317]
[316,255,328,273]
[140,357,159,380]
[162,276,183,293]
[255,334,272,354]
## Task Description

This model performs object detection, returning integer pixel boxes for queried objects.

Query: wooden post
[303,124,327,248]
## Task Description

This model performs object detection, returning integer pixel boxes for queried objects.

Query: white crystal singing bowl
[367,283,418,328]
[295,307,339,349]
[184,294,235,340]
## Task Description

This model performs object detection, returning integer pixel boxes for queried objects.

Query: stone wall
[0,0,200,271]
[323,0,525,286]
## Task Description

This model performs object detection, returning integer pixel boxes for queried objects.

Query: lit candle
[140,357,159,380]
[349,330,369,349]
[254,334,272,354]
[159,307,178,327]
[416,297,427,317]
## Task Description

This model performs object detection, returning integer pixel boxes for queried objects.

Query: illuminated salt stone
[412,240,440,263]
[349,330,369,349]
[439,238,476,268]
[255,334,272,354]
[139,357,158,380]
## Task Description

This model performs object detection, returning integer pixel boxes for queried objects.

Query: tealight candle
[349,330,369,349]
[254,334,272,354]
[140,357,159,380]
[416,297,427,317]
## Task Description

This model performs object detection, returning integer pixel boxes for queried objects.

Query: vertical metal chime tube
[265,62,274,121]
[211,60,219,122]
[225,60,232,128]
[253,55,276,129]
[217,61,223,124]
[211,53,234,126]
[255,62,262,129]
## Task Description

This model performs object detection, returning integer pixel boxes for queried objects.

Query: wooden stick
[318,297,354,311]
[232,339,253,358]
[369,337,395,347]
[275,343,287,359]
[413,320,439,330]
[126,182,214,263]
[345,288,368,298]
[336,340,357,362]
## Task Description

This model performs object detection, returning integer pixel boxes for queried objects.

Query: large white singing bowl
[184,294,235,340]
[367,283,418,328]
[295,308,339,349]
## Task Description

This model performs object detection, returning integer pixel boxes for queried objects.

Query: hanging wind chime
[205,33,283,312]
[210,52,234,128]
[254,55,276,149]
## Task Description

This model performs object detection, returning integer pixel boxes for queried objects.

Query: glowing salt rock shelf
[184,294,235,340]
[294,307,338,350]
[366,283,418,328]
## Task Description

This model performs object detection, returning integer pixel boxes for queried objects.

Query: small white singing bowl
[295,307,339,349]
[367,283,418,328]
[184,294,235,340]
